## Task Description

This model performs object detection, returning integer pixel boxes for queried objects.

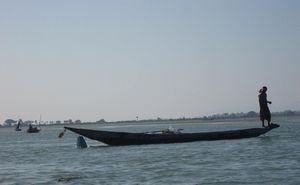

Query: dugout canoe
[64,123,279,146]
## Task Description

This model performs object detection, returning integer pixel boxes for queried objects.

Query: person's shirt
[259,92,268,108]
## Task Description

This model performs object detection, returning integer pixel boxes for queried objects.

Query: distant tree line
[1,110,299,127]
[198,110,300,120]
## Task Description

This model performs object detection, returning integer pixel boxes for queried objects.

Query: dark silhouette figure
[258,86,272,127]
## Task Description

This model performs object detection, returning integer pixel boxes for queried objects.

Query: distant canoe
[27,127,40,133]
[64,123,280,146]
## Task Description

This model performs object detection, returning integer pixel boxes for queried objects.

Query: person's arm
[266,94,272,104]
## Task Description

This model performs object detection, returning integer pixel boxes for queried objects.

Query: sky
[0,0,300,123]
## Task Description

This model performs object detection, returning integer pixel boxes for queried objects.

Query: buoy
[76,136,87,148]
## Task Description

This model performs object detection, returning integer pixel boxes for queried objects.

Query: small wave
[53,174,82,182]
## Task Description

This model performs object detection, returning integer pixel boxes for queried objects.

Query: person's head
[262,86,267,92]
[259,86,268,93]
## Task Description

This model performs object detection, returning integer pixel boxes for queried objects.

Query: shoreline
[1,115,299,129]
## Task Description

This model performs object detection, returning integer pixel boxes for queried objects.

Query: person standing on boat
[258,86,272,127]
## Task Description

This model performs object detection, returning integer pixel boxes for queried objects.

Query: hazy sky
[1,0,299,122]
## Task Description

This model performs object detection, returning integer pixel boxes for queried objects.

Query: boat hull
[27,128,40,133]
[65,124,279,146]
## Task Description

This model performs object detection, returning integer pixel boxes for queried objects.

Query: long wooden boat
[64,123,279,146]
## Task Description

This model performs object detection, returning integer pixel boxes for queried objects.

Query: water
[1,117,300,185]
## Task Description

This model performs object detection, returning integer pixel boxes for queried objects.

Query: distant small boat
[27,114,42,133]
[15,127,22,131]
[27,124,40,133]
[64,123,280,146]
[15,119,22,131]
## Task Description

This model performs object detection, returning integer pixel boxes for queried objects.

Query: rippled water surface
[1,117,300,185]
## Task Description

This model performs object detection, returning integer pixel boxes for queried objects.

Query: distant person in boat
[258,86,272,127]
[15,119,22,131]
